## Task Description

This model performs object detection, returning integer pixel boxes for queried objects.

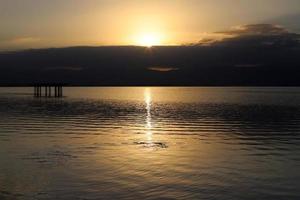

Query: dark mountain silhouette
[0,24,299,86]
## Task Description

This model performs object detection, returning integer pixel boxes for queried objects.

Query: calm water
[0,87,300,200]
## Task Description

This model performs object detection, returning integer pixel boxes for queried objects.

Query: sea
[0,87,299,200]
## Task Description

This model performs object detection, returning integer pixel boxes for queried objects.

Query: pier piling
[33,84,64,98]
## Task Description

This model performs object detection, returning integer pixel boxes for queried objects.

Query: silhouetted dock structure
[34,84,65,98]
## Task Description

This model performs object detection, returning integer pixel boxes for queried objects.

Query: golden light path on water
[144,88,152,142]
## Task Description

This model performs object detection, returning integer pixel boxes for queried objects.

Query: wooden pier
[34,84,64,98]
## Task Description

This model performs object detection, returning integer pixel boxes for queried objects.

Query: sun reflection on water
[144,88,152,141]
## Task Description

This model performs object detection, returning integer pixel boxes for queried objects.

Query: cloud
[0,37,41,45]
[148,67,179,72]
[184,32,230,46]
[195,24,300,47]
[269,13,300,32]
[216,24,289,36]
[8,37,41,45]
[0,36,41,50]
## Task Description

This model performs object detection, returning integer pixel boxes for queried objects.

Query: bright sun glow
[138,33,162,47]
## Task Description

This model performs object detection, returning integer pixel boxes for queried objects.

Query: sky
[1,0,300,50]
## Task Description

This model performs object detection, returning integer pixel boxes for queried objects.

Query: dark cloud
[269,13,300,32]
[206,24,300,48]
[217,24,289,36]
[195,24,300,48]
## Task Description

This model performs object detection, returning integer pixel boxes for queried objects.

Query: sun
[137,33,162,47]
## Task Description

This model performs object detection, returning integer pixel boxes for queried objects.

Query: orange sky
[1,0,300,50]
